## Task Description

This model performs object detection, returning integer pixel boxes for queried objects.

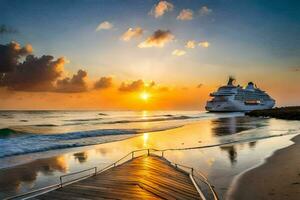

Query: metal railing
[5,148,218,200]
[151,149,219,200]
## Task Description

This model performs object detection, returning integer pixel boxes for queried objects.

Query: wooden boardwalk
[32,155,200,200]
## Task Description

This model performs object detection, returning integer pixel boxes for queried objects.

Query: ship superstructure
[205,77,275,112]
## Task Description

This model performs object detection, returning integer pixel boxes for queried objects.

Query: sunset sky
[0,0,299,110]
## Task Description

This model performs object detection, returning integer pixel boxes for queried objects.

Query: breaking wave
[0,128,27,138]
[63,115,200,125]
[0,125,182,158]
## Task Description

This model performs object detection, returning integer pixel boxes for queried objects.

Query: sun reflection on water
[143,133,149,147]
[141,110,148,119]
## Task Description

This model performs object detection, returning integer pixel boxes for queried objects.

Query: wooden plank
[34,155,201,200]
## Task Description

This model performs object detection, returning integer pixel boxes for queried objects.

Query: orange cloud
[197,83,203,88]
[94,77,113,89]
[150,1,174,18]
[177,9,193,21]
[120,27,143,41]
[138,30,174,48]
[56,70,88,93]
[119,79,144,92]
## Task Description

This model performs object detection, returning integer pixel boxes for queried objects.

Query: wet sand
[228,134,300,200]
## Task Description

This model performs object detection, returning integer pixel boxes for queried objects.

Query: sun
[140,91,150,101]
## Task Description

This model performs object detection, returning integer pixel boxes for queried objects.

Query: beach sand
[228,134,300,200]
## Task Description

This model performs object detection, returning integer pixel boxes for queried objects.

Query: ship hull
[205,100,275,112]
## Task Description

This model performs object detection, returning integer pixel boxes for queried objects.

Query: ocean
[0,110,299,199]
[0,110,243,160]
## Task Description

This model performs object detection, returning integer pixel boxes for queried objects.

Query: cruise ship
[205,77,275,112]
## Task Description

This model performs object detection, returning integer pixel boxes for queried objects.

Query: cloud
[1,55,66,91]
[138,30,174,48]
[199,41,210,48]
[0,25,17,34]
[56,70,88,93]
[119,79,155,92]
[177,9,193,21]
[197,83,203,88]
[0,41,33,73]
[199,6,212,16]
[185,40,196,48]
[172,49,186,56]
[119,79,144,92]
[0,41,121,93]
[146,81,156,88]
[120,27,143,41]
[96,21,113,31]
[94,76,113,89]
[150,1,174,18]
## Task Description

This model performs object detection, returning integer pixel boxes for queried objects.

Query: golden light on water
[143,133,149,147]
[142,110,148,119]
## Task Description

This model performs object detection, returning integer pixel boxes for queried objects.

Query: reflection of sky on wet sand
[211,117,268,136]
[73,152,88,163]
[1,116,299,199]
[0,156,68,197]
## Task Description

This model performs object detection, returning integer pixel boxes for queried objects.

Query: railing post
[191,168,194,175]
[162,151,164,158]
[60,177,63,188]
[175,164,177,169]
[147,149,150,156]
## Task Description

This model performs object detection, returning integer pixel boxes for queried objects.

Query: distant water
[0,110,243,158]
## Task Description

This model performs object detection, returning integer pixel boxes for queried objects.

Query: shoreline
[1,124,296,170]
[227,134,300,200]
[0,133,141,169]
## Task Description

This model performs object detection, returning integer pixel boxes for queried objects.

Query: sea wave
[58,115,204,126]
[0,114,199,135]
[98,113,108,116]
[0,128,28,138]
[63,115,201,125]
[0,125,182,158]
[34,124,59,127]
[102,115,199,124]
[63,118,103,122]
[0,111,244,158]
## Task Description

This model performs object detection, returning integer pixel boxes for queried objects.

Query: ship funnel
[246,82,255,90]
[227,76,235,86]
